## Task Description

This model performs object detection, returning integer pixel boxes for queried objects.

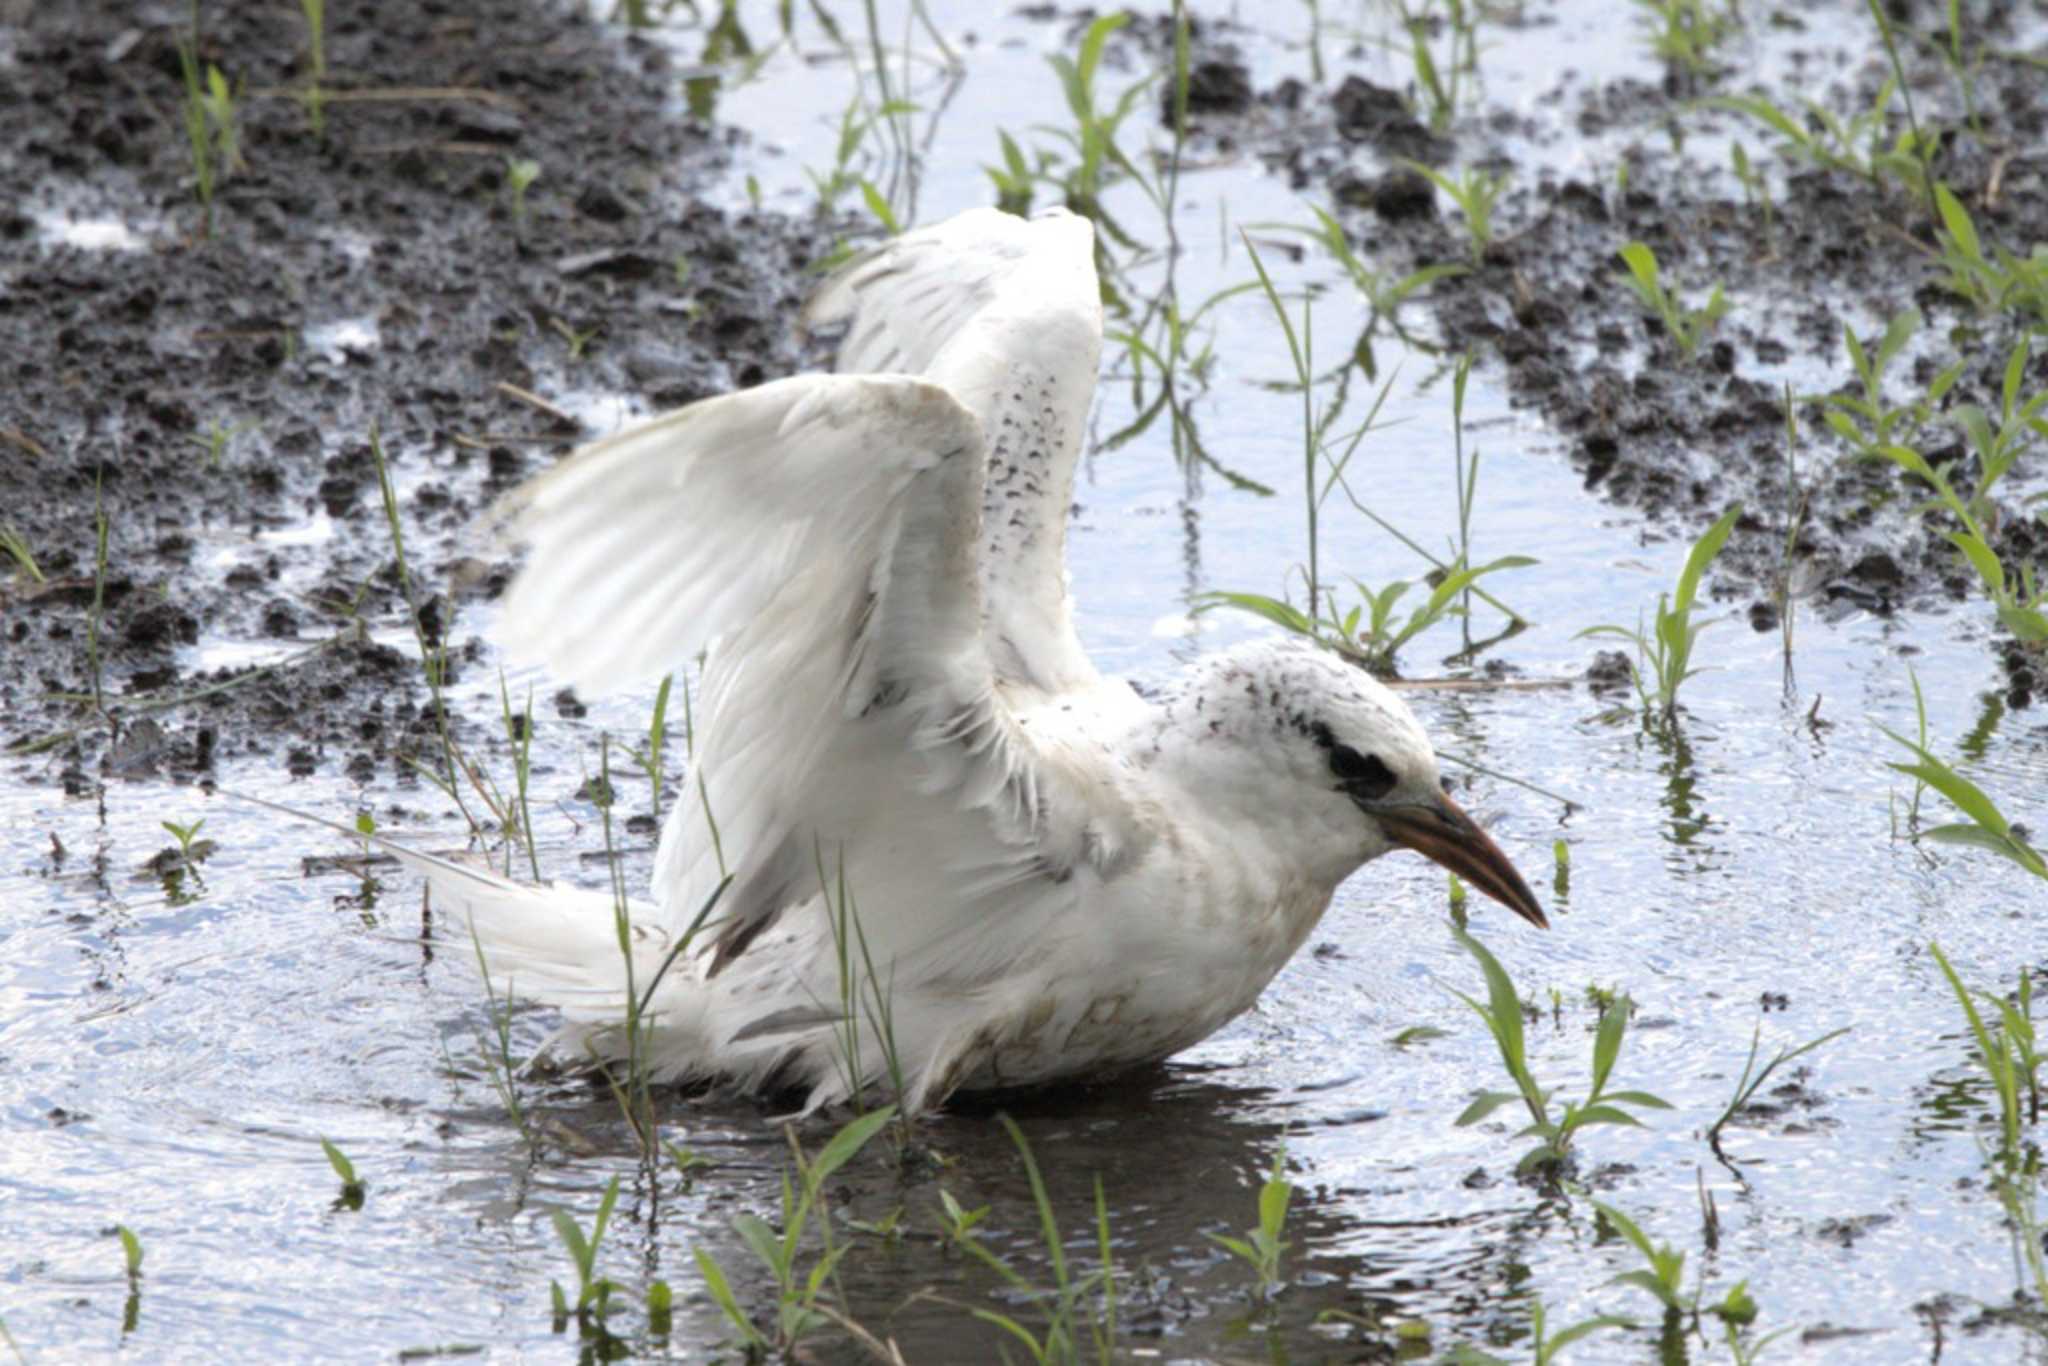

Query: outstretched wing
[494,375,1070,967]
[802,207,1102,695]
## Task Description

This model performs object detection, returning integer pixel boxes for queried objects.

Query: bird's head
[1163,640,1547,928]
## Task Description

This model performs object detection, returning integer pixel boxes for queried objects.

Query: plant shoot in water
[1578,503,1742,725]
[320,1137,366,1209]
[1206,1149,1293,1302]
[1450,924,1671,1177]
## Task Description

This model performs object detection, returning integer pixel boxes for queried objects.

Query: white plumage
[422,206,1546,1112]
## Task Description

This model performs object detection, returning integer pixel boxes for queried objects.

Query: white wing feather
[443,215,1150,1108]
[804,208,1102,693]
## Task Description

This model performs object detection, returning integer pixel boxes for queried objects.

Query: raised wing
[802,208,1103,695]
[495,374,1054,967]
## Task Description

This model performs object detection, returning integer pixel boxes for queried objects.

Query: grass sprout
[1931,183,2048,323]
[696,1106,897,1356]
[1394,0,1481,132]
[320,1137,366,1209]
[1928,944,2039,1158]
[1884,686,2048,880]
[932,1115,1118,1363]
[1404,160,1508,263]
[505,157,540,233]
[1201,238,1530,674]
[1447,1298,1634,1364]
[1711,77,1926,201]
[1617,241,1727,359]
[1205,1149,1292,1302]
[1633,0,1735,80]
[1449,924,1671,1177]
[624,674,673,827]
[1707,1018,1853,1162]
[1590,1202,1795,1360]
[0,524,43,583]
[1814,308,1961,458]
[1578,503,1742,724]
[299,0,327,136]
[550,1175,622,1337]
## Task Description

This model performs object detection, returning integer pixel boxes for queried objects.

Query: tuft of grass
[467,919,535,1150]
[1589,1202,1795,1362]
[695,1106,897,1356]
[1632,0,1735,80]
[320,1137,366,1209]
[1813,308,1961,459]
[1446,1297,1634,1364]
[1617,241,1727,359]
[1394,0,1481,132]
[1578,503,1742,724]
[1284,203,1465,345]
[1931,182,2048,324]
[550,1175,622,1338]
[1206,1149,1292,1302]
[1883,683,2047,880]
[1404,160,1507,263]
[1710,77,1927,203]
[933,1115,1119,1363]
[189,417,256,470]
[984,128,1038,216]
[1449,924,1671,1177]
[1706,1018,1852,1162]
[1927,943,2047,1316]
[1928,944,2039,1159]
[175,43,242,238]
[1728,141,1774,233]
[1201,239,1530,674]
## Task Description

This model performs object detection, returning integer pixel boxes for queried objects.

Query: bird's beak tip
[1379,792,1547,932]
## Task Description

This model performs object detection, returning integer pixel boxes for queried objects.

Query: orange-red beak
[1377,792,1548,928]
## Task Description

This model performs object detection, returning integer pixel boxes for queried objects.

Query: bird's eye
[1329,744,1396,800]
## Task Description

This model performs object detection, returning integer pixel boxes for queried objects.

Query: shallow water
[4,2,2046,1363]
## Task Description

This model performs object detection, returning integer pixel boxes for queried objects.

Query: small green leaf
[116,1225,143,1276]
[731,1212,782,1277]
[811,1105,895,1186]
[1566,1104,1648,1129]
[1455,1090,1522,1127]
[1612,1268,1686,1310]
[1598,1089,1675,1109]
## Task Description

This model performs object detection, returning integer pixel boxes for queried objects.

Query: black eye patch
[1328,743,1396,800]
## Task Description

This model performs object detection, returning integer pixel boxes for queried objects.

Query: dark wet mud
[1,0,827,773]
[1163,2,2047,703]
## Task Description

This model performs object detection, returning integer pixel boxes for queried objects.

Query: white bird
[421,206,1545,1113]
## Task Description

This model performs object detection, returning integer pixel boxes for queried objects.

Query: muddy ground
[0,0,831,788]
[1160,0,2047,703]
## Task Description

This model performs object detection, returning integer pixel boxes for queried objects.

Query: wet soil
[0,0,828,780]
[1167,2,2048,705]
